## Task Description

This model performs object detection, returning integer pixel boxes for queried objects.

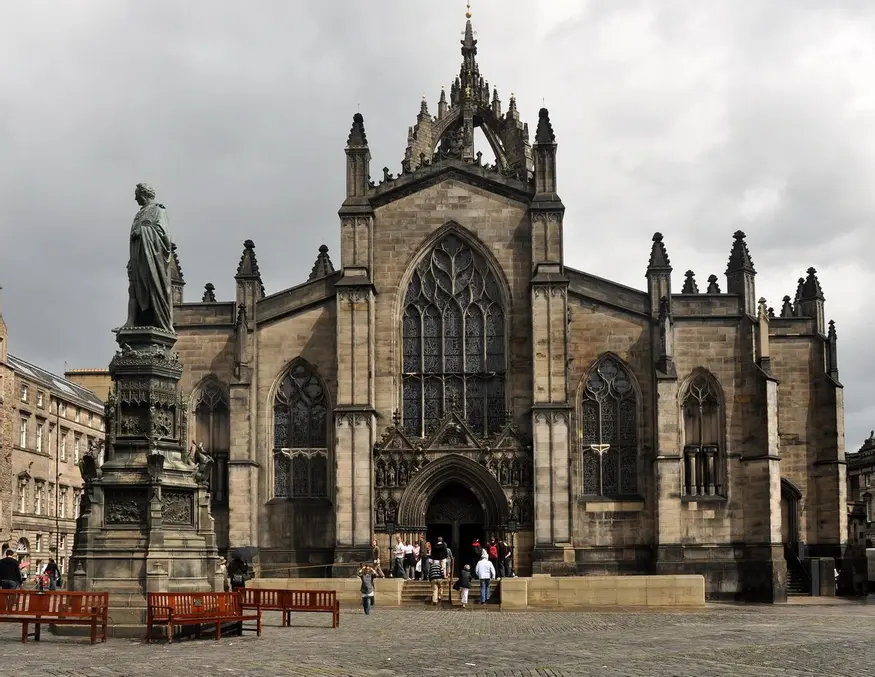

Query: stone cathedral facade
[171,17,847,601]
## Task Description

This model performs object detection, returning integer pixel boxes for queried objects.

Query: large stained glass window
[580,357,639,497]
[682,370,723,497]
[194,380,230,505]
[402,232,506,438]
[273,363,328,499]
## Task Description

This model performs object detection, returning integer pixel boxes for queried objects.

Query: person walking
[475,551,496,604]
[358,564,377,615]
[227,552,247,591]
[431,536,449,578]
[428,557,445,605]
[0,550,22,589]
[455,563,473,608]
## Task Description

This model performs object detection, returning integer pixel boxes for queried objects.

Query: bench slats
[146,592,262,643]
[0,591,109,644]
[240,589,339,628]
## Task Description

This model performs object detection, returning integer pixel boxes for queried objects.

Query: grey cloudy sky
[1,0,872,450]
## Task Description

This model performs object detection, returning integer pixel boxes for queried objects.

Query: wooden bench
[240,588,339,628]
[146,592,261,643]
[0,590,108,644]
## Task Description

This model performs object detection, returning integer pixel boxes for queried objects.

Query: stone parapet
[504,575,705,609]
[248,577,405,607]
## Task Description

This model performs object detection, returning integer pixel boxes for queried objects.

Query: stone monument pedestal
[66,326,221,637]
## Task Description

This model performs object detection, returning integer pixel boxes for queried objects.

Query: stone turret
[533,108,558,200]
[345,113,371,203]
[235,240,264,328]
[682,271,699,294]
[798,267,825,334]
[170,244,184,304]
[308,245,335,281]
[725,231,756,316]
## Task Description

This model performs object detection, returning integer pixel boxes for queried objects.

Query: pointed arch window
[402,232,506,438]
[580,357,639,497]
[682,372,724,497]
[194,381,230,505]
[273,363,328,499]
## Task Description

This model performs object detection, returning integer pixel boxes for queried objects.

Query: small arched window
[193,380,230,504]
[273,363,328,499]
[681,370,724,497]
[580,356,639,497]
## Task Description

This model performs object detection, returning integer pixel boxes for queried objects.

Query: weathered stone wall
[0,323,13,546]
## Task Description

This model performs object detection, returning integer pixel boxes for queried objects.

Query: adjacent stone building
[171,16,847,600]
[0,293,105,578]
[847,432,875,545]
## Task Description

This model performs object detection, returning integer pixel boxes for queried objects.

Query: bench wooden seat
[0,590,109,644]
[240,588,339,628]
[146,592,261,643]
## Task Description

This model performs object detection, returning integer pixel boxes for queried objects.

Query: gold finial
[466,1,472,19]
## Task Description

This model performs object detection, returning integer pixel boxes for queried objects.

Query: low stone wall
[248,577,405,607]
[501,575,706,609]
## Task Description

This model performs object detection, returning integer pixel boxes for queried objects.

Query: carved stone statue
[124,183,174,332]
[191,442,214,485]
[79,439,105,483]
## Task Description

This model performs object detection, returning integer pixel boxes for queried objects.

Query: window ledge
[579,497,645,512]
[681,494,727,504]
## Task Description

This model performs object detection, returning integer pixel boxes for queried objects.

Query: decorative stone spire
[647,233,671,270]
[170,243,184,304]
[533,108,558,198]
[826,319,839,381]
[438,86,448,119]
[535,108,555,145]
[235,239,265,298]
[201,283,216,303]
[756,297,771,373]
[345,112,371,201]
[308,245,335,281]
[682,271,699,294]
[706,274,721,294]
[798,267,826,333]
[646,233,672,318]
[347,112,368,147]
[725,231,756,315]
[793,277,805,316]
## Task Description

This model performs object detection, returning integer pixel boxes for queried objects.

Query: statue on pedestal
[124,183,174,333]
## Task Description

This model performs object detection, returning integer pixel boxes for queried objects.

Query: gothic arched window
[194,380,230,505]
[580,356,639,497]
[681,371,723,496]
[273,363,328,499]
[402,232,506,438]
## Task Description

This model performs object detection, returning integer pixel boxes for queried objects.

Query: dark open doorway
[426,482,484,576]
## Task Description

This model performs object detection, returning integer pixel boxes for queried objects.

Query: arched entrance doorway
[426,482,484,574]
[781,479,802,551]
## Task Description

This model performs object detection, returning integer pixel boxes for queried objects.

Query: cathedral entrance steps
[399,580,499,607]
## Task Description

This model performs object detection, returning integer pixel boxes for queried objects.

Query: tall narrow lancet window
[193,381,230,505]
[273,363,328,499]
[580,357,639,497]
[682,371,723,497]
[402,232,506,438]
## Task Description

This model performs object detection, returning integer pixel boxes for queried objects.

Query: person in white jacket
[474,551,496,604]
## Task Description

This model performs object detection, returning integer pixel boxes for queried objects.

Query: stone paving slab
[0,603,873,676]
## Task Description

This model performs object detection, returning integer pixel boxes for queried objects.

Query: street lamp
[505,518,518,578]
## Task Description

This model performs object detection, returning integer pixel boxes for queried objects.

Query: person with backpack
[487,538,500,579]
[227,552,247,590]
[454,563,473,608]
[428,557,445,605]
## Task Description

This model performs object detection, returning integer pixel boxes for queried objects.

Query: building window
[35,534,42,552]
[74,408,80,423]
[580,356,639,497]
[34,483,43,515]
[36,391,44,408]
[193,381,230,505]
[17,481,27,513]
[99,418,105,432]
[59,535,67,554]
[73,435,80,464]
[59,488,67,519]
[273,363,328,499]
[19,417,28,448]
[20,383,28,402]
[681,370,724,497]
[87,411,93,426]
[59,402,66,418]
[36,423,44,453]
[48,484,55,517]
[401,232,506,438]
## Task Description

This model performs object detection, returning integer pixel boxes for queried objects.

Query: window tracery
[580,357,639,497]
[273,363,329,499]
[194,380,230,505]
[682,371,723,497]
[402,232,506,438]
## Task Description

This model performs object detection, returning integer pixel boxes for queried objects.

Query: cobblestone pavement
[1,602,874,676]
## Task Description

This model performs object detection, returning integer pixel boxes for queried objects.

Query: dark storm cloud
[1,0,872,447]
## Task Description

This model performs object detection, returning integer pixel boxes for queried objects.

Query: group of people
[361,533,515,611]
[0,550,60,590]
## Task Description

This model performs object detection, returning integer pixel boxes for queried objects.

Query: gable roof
[8,353,104,412]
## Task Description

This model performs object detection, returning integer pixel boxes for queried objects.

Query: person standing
[44,558,60,591]
[371,539,385,578]
[227,552,247,591]
[456,564,473,608]
[358,565,377,615]
[392,535,406,579]
[0,550,22,589]
[475,551,496,604]
[431,537,449,578]
[428,558,445,605]
[218,557,230,592]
